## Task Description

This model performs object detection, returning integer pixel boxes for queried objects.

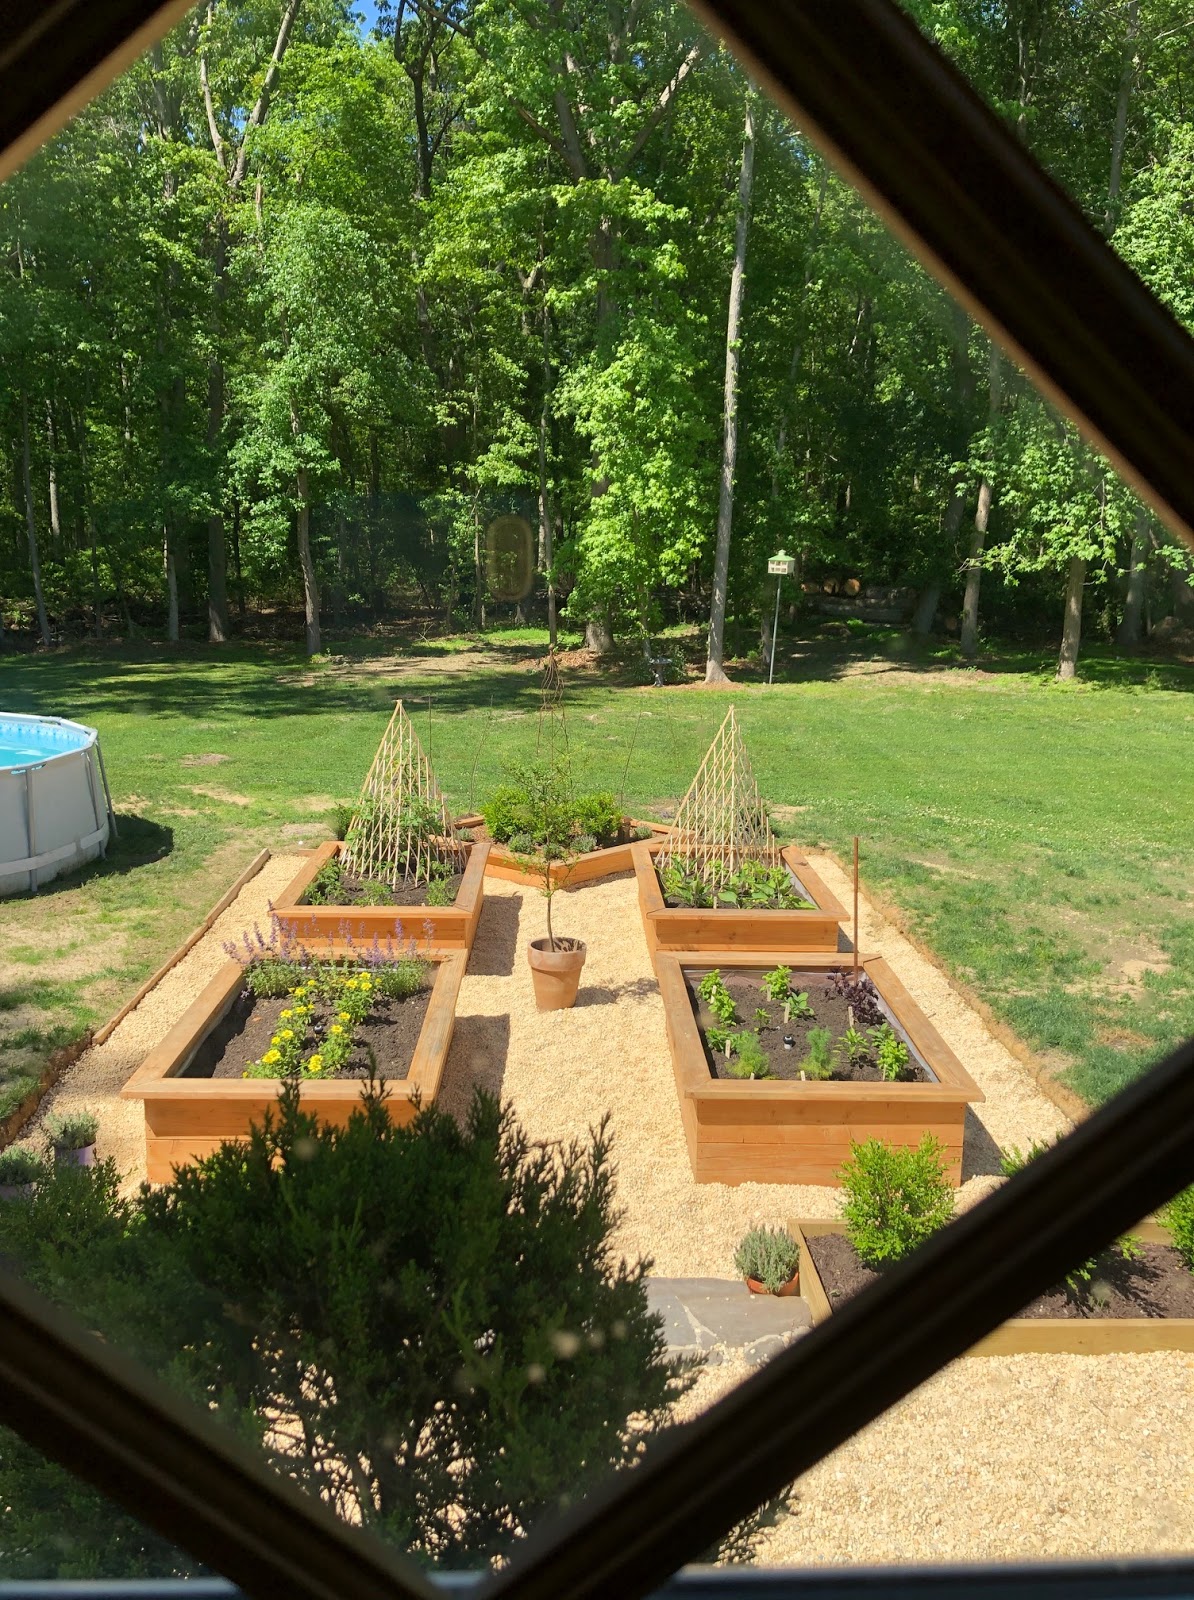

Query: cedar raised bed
[791,1218,1194,1354]
[122,951,466,1183]
[455,814,670,890]
[632,842,845,966]
[271,839,490,954]
[656,950,983,1186]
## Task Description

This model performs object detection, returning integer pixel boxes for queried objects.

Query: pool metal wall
[0,716,112,896]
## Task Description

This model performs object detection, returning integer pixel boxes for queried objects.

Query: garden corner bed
[632,841,845,965]
[656,950,983,1186]
[271,838,490,953]
[791,1218,1194,1354]
[122,950,466,1182]
[456,813,670,889]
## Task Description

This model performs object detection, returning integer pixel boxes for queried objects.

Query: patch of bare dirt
[180,753,230,767]
[189,785,252,807]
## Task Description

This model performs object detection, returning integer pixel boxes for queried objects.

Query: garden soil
[35,849,1194,1566]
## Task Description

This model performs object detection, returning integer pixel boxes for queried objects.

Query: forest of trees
[2,0,1194,676]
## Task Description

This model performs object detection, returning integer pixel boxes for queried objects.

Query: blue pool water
[0,717,91,770]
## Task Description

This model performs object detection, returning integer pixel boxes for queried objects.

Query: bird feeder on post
[766,549,798,684]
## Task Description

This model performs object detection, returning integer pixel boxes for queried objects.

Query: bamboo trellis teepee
[341,701,464,889]
[656,707,780,892]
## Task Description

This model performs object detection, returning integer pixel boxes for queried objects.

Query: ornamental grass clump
[734,1225,800,1292]
[839,1135,955,1268]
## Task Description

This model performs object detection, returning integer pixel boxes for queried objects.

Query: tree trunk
[1117,510,1148,646]
[960,345,1002,658]
[1056,555,1086,680]
[706,91,756,685]
[20,396,51,647]
[46,401,61,551]
[585,616,613,654]
[912,583,941,637]
[295,466,321,655]
[165,525,180,643]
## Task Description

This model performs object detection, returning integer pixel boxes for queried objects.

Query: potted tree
[45,1109,99,1168]
[733,1223,801,1296]
[0,1146,42,1200]
[517,755,587,1011]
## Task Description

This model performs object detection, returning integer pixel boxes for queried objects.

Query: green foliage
[762,965,792,1002]
[1000,1136,1144,1294]
[697,969,737,1025]
[839,1136,955,1268]
[706,1026,732,1055]
[733,1225,800,1292]
[329,804,355,842]
[785,990,815,1022]
[724,1030,773,1079]
[0,1147,43,1185]
[0,1087,690,1571]
[871,1024,912,1082]
[798,1026,836,1080]
[571,791,623,848]
[241,961,427,1079]
[1164,1187,1194,1273]
[43,1110,98,1150]
[482,768,620,855]
[842,1025,870,1067]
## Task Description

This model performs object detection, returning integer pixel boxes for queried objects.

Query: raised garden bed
[122,951,466,1183]
[633,842,844,964]
[456,813,669,890]
[272,839,490,953]
[791,1218,1194,1354]
[656,950,983,1186]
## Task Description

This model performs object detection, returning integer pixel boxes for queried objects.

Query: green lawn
[1,625,1191,1120]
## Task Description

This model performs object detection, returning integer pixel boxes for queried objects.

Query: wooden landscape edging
[632,842,845,968]
[121,949,467,1183]
[271,838,490,954]
[658,948,983,1188]
[455,815,671,890]
[789,1218,1194,1356]
[92,848,272,1047]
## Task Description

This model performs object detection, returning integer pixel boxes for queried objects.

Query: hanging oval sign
[485,514,535,601]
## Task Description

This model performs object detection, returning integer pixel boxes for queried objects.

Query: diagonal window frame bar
[0,2,1191,1599]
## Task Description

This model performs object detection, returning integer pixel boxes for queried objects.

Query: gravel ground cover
[31,849,1194,1565]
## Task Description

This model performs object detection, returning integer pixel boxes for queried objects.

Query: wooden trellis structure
[656,707,780,891]
[342,701,464,889]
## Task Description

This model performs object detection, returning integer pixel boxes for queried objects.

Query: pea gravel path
[37,850,1194,1566]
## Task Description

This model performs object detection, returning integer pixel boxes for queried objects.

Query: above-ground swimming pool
[0,714,114,896]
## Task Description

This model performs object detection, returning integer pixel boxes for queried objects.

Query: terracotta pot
[746,1271,800,1298]
[527,937,587,1011]
[54,1142,96,1168]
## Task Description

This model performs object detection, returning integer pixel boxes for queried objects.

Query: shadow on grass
[2,813,174,903]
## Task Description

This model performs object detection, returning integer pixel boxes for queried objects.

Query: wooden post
[853,836,860,974]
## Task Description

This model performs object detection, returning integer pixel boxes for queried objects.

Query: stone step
[646,1276,812,1368]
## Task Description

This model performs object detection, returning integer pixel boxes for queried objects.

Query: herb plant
[798,1026,836,1080]
[827,970,885,1027]
[762,965,792,1002]
[698,969,737,1025]
[44,1111,99,1151]
[785,990,814,1023]
[842,1026,870,1066]
[839,1136,955,1268]
[0,1148,42,1185]
[1164,1186,1194,1272]
[871,1024,912,1082]
[734,1225,800,1292]
[724,1030,773,1080]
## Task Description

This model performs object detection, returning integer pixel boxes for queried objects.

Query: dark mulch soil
[686,970,930,1084]
[184,988,431,1081]
[301,870,463,908]
[807,1232,1194,1320]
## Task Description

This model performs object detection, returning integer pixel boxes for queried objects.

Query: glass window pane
[0,0,1191,1584]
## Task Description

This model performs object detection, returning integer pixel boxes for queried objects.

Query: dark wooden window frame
[1,4,1193,1600]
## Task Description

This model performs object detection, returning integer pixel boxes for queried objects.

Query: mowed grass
[0,627,1191,1117]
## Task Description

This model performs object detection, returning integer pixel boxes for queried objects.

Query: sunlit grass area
[1,628,1191,1116]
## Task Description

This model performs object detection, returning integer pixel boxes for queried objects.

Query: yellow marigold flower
[278,1029,294,1041]
[329,1024,343,1035]
[338,1011,351,1022]
[279,1009,293,1020]
[307,1054,324,1074]
[262,1049,281,1066]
